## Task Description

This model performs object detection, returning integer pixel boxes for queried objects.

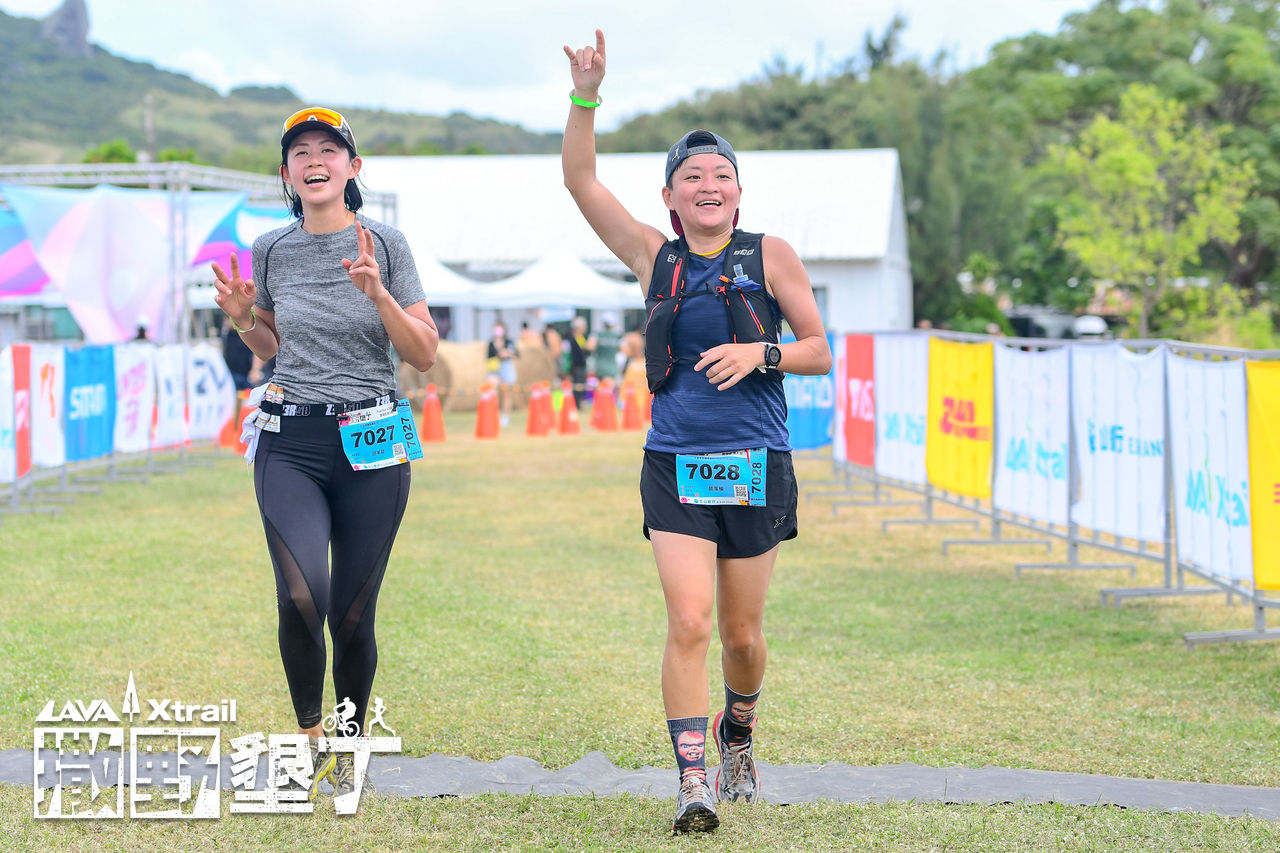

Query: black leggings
[253,415,410,733]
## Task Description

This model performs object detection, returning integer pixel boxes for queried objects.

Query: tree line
[601,0,1280,344]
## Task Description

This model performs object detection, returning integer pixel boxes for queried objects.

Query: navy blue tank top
[645,249,791,454]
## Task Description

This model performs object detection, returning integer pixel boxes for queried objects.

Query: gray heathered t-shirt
[252,214,426,404]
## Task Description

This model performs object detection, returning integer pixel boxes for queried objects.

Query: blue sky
[2,0,1092,131]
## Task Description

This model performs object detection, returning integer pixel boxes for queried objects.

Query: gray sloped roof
[359,148,901,269]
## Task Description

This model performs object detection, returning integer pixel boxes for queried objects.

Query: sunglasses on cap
[280,107,358,155]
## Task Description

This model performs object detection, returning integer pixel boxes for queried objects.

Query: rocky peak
[41,0,90,58]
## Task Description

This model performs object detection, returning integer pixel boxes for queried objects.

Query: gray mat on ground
[1,748,1275,820]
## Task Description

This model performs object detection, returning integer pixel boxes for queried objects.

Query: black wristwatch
[762,342,782,371]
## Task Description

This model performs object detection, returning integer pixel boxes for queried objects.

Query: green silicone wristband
[569,92,601,108]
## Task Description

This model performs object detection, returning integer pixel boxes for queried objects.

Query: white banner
[1071,344,1167,541]
[186,342,236,441]
[1166,352,1253,581]
[152,345,188,449]
[29,344,65,468]
[832,335,848,463]
[0,347,13,483]
[993,345,1069,525]
[113,344,155,454]
[873,333,928,485]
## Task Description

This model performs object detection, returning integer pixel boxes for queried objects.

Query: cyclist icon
[322,697,359,737]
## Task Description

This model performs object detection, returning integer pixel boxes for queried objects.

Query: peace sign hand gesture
[343,221,387,304]
[563,29,605,98]
[210,253,257,328]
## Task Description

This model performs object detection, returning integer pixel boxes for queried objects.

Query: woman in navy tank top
[563,30,832,835]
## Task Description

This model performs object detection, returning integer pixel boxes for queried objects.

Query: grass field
[1,411,1277,850]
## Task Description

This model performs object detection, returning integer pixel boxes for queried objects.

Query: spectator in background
[133,314,152,342]
[593,312,622,382]
[223,322,255,391]
[486,322,517,427]
[542,324,564,379]
[566,315,593,408]
[519,321,543,350]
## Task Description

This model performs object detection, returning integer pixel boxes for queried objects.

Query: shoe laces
[678,773,710,804]
[724,738,755,786]
[332,754,354,789]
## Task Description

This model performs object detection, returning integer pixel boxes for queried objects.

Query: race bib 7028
[675,447,766,506]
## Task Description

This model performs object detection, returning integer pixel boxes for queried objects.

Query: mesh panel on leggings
[264,517,324,641]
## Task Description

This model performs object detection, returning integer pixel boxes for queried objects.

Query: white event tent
[359,148,912,339]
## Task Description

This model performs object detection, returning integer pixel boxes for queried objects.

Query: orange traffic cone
[475,383,500,439]
[558,380,581,435]
[591,377,619,432]
[420,383,446,443]
[219,391,254,453]
[621,382,643,431]
[526,382,551,436]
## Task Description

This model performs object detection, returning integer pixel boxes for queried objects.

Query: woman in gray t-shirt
[211,107,438,801]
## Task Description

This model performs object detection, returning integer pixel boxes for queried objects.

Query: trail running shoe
[332,753,374,798]
[308,738,337,801]
[671,774,719,834]
[713,710,761,803]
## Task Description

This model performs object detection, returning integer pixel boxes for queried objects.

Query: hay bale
[398,339,564,412]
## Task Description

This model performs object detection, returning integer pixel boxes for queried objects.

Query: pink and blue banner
[0,209,50,299]
[64,344,116,462]
[2,184,243,343]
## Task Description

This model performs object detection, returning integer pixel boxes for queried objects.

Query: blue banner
[64,345,116,462]
[783,332,837,450]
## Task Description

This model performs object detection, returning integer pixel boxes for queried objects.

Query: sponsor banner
[837,334,875,467]
[873,333,928,485]
[1070,344,1167,542]
[113,344,155,454]
[29,344,65,468]
[783,332,837,450]
[186,343,236,441]
[993,345,1069,526]
[925,338,994,498]
[152,345,188,449]
[1167,352,1252,582]
[1247,361,1280,590]
[832,335,846,462]
[64,345,116,462]
[12,344,31,479]
[0,347,12,483]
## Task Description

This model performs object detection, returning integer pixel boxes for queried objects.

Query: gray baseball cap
[665,129,738,186]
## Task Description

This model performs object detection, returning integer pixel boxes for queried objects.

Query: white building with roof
[359,148,912,338]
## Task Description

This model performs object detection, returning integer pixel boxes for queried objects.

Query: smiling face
[676,730,705,762]
[662,153,741,237]
[280,129,360,211]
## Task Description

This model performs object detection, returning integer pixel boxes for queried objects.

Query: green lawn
[0,411,1277,849]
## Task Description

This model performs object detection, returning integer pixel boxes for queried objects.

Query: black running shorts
[640,448,798,559]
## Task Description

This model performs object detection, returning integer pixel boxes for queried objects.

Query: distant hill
[0,4,560,169]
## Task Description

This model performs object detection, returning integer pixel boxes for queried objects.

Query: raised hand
[211,253,257,327]
[563,29,605,97]
[342,221,387,303]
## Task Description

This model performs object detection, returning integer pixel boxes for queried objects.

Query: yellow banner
[1247,361,1280,590]
[926,338,994,498]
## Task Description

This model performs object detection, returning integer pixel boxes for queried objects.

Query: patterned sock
[722,682,761,745]
[667,717,709,784]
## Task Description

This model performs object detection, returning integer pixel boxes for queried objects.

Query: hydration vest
[643,229,782,393]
